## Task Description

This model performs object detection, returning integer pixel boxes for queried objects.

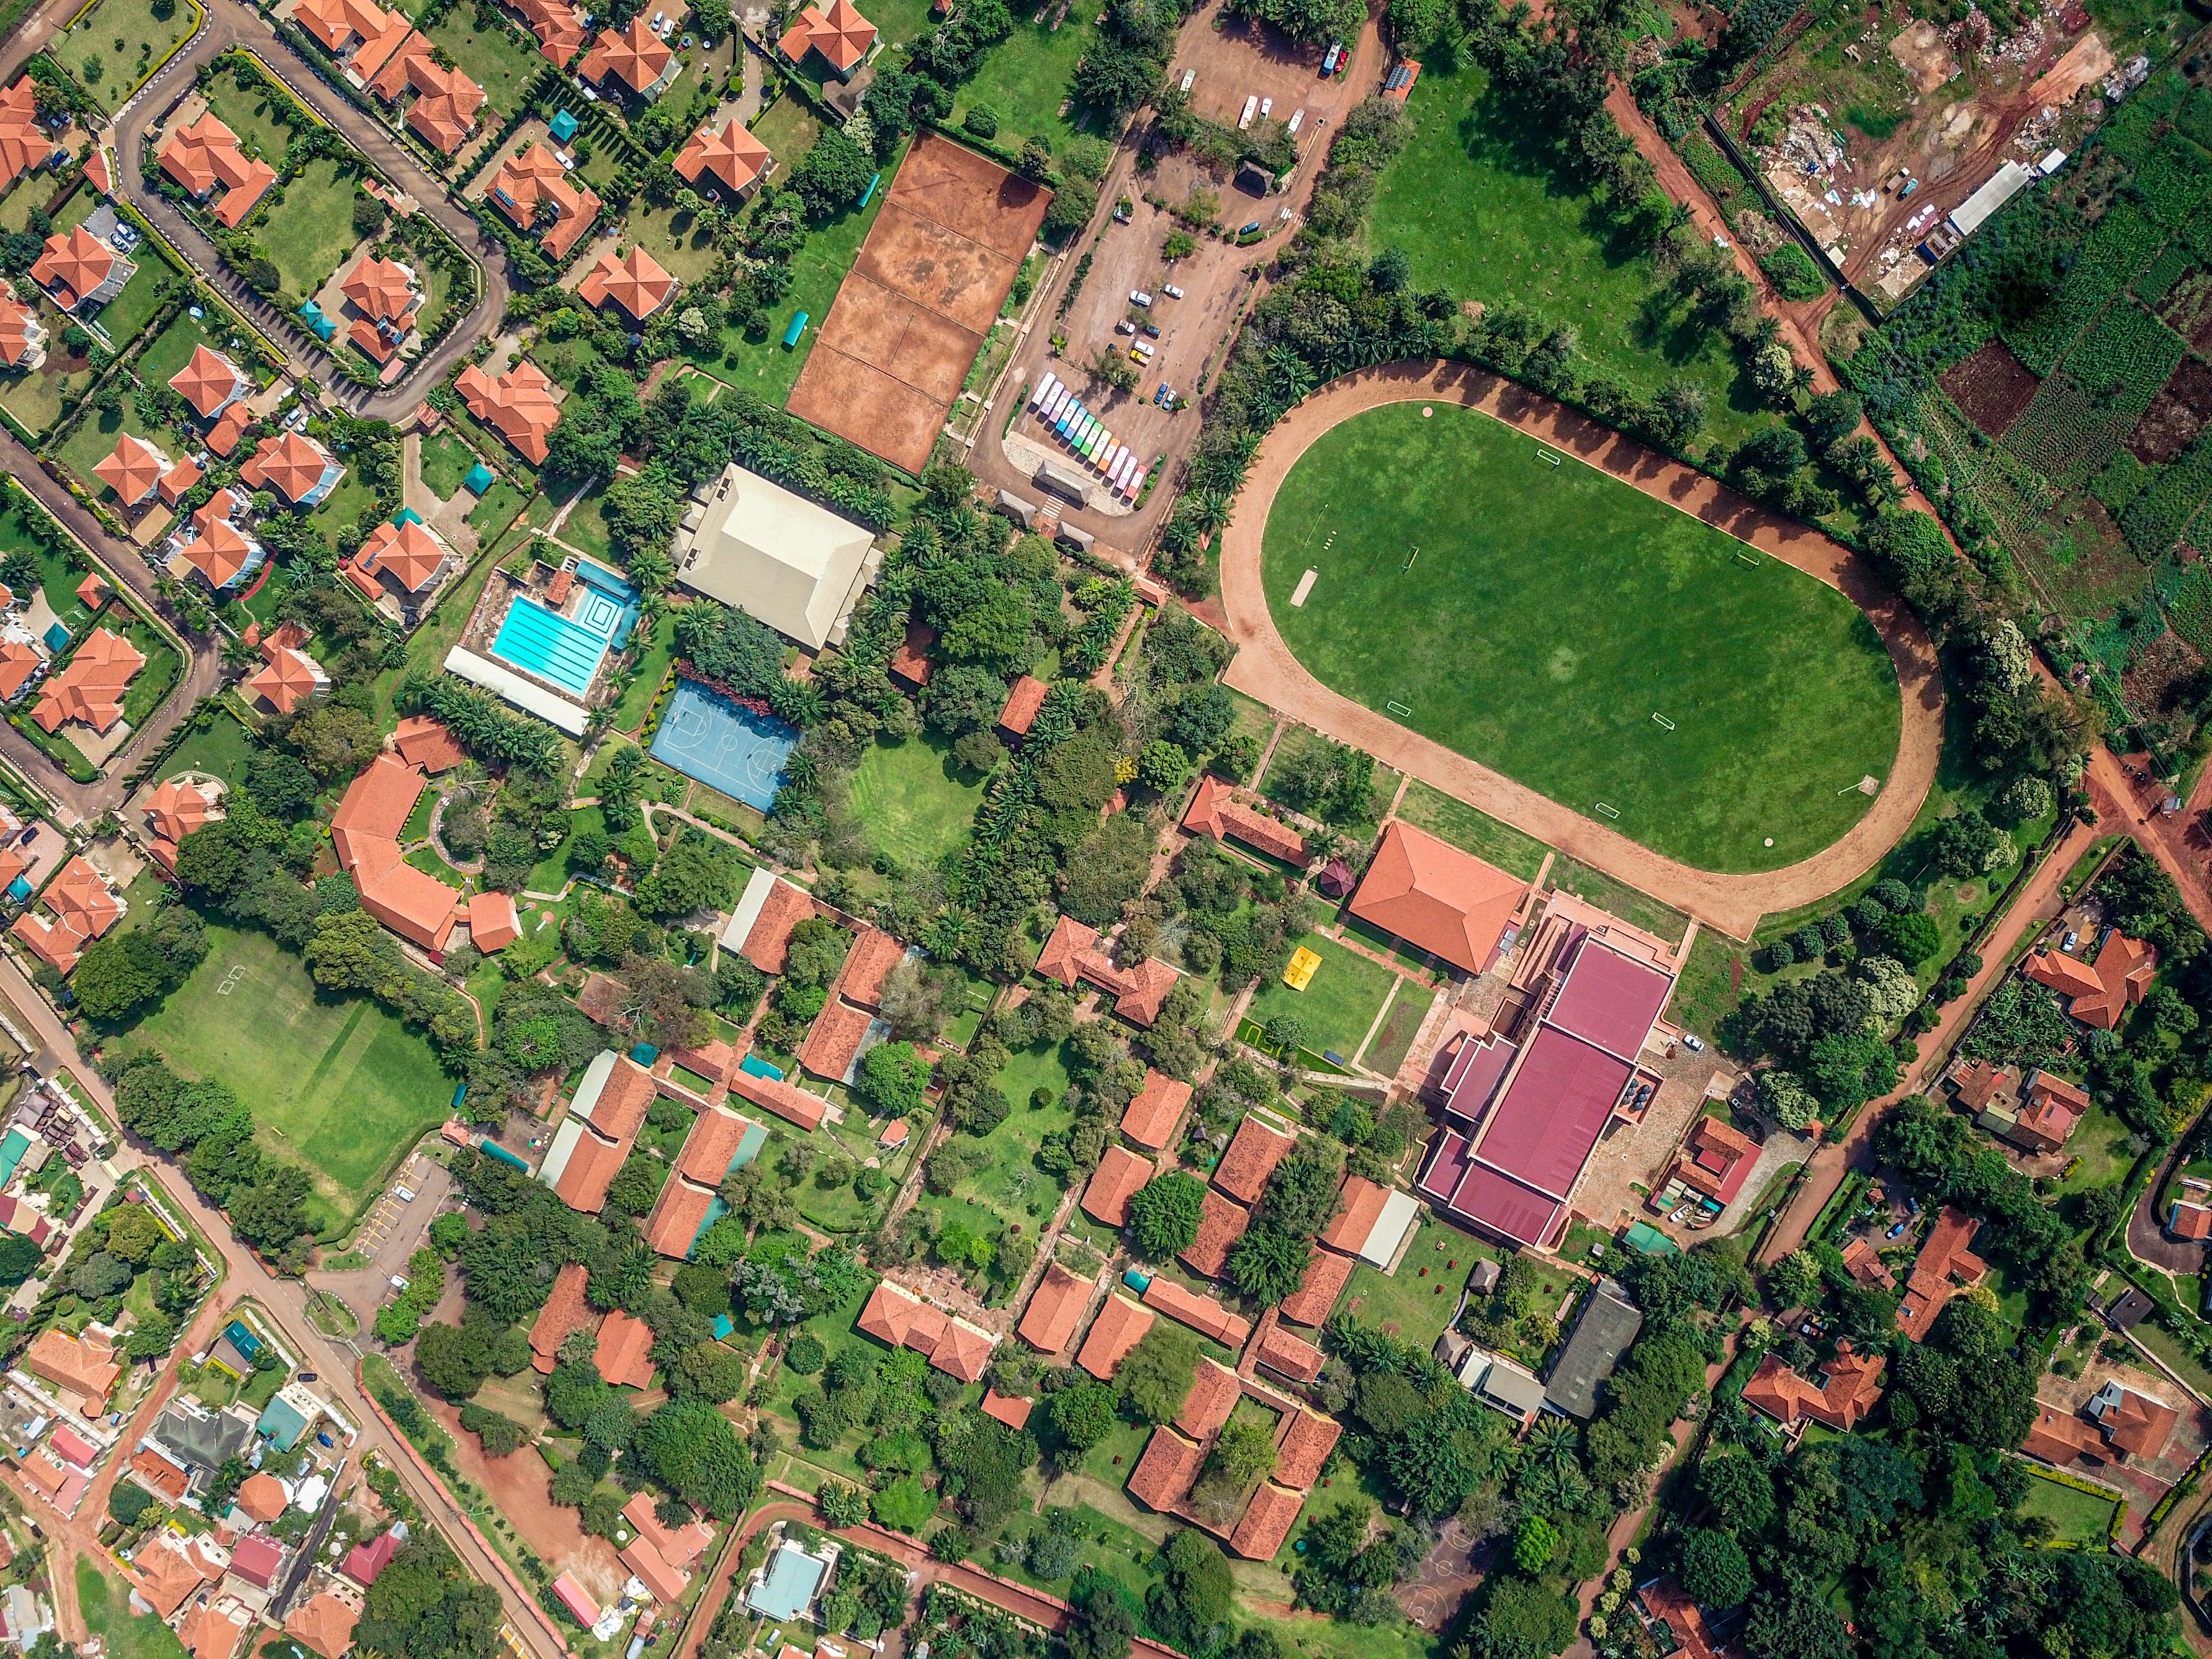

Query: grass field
[425,8,543,120]
[948,11,1104,155]
[2017,1472,2119,1545]
[91,260,168,350]
[1242,930,1395,1061]
[912,1040,1074,1248]
[1263,402,1899,873]
[78,1559,188,1659]
[1338,1213,1496,1347]
[256,156,363,300]
[0,300,95,436]
[57,399,174,498]
[1370,53,1756,450]
[203,71,296,168]
[419,431,482,501]
[1395,780,1547,880]
[58,0,198,114]
[126,923,455,1234]
[848,733,983,870]
[135,309,214,390]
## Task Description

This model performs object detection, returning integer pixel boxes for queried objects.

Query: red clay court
[787,131,1051,475]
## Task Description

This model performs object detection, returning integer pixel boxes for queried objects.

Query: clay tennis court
[787,130,1051,475]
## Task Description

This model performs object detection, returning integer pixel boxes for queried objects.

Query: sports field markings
[1386,701,1413,717]
[1595,802,1620,819]
[1734,551,1761,568]
[1536,449,1562,467]
[1291,569,1320,607]
[216,966,246,996]
[1651,713,1676,732]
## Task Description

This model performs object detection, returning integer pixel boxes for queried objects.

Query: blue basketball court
[649,680,799,811]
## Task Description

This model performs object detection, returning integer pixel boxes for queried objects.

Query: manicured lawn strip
[77,1559,188,1659]
[1337,1213,1496,1348]
[467,479,531,537]
[949,10,1103,152]
[60,0,197,114]
[1547,854,1689,947]
[91,261,168,349]
[55,402,172,495]
[202,72,296,167]
[2017,1470,2119,1544]
[1370,55,1755,449]
[161,709,258,788]
[613,608,677,732]
[306,467,378,554]
[627,199,727,286]
[136,310,215,389]
[423,9,543,120]
[419,431,481,501]
[125,922,454,1234]
[1395,780,1548,880]
[848,733,984,869]
[116,618,182,728]
[1242,930,1395,1061]
[255,156,361,301]
[1363,981,1429,1076]
[557,487,612,562]
[1263,403,1899,873]
[2057,1103,2135,1195]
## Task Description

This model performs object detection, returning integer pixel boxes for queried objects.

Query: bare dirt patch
[2027,30,2116,107]
[2123,629,2206,720]
[2126,392,2202,465]
[1888,20,1958,94]
[1940,340,2041,438]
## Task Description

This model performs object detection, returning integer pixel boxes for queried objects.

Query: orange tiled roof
[621,1490,713,1569]
[2017,1069,2091,1149]
[373,45,485,153]
[1077,1294,1153,1380]
[331,752,423,865]
[283,1588,361,1659]
[207,404,249,457]
[128,1532,220,1619]
[675,117,770,197]
[1255,1322,1323,1382]
[235,1470,287,1524]
[620,1535,690,1603]
[130,1445,189,1503]
[1081,1144,1154,1227]
[2094,1384,2180,1458]
[801,997,871,1081]
[1127,1425,1204,1512]
[0,79,59,194]
[157,457,205,508]
[998,675,1048,735]
[2025,932,2157,1030]
[837,926,906,1010]
[2023,1404,2107,1466]
[485,142,603,259]
[1017,1262,1089,1354]
[1213,1111,1295,1205]
[454,361,562,465]
[1895,1206,1987,1340]
[11,855,122,974]
[179,1596,252,1659]
[1228,1480,1304,1560]
[1175,1357,1241,1440]
[1318,1175,1386,1255]
[469,890,521,952]
[1349,819,1525,975]
[1277,1246,1353,1326]
[511,0,587,62]
[579,245,677,322]
[889,621,935,685]
[343,254,418,325]
[1184,775,1307,864]
[171,344,248,419]
[1838,1236,1895,1290]
[529,1261,594,1372]
[1141,1275,1249,1347]
[642,1171,716,1258]
[242,431,341,505]
[392,714,464,771]
[247,644,325,714]
[1273,1408,1339,1488]
[580,17,674,95]
[93,434,167,505]
[32,628,143,733]
[1121,1069,1191,1151]
[31,227,116,310]
[1179,1187,1249,1278]
[0,292,42,368]
[981,1387,1033,1429]
[1740,1342,1885,1431]
[726,1064,827,1130]
[595,1308,658,1389]
[292,0,404,52]
[359,517,450,593]
[144,775,221,842]
[776,0,876,72]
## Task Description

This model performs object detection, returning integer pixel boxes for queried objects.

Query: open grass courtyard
[1241,930,1396,1064]
[2016,1471,2119,1546]
[848,732,983,870]
[58,0,199,114]
[1262,401,1900,872]
[124,922,456,1236]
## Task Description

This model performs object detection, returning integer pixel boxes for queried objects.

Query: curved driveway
[1215,359,1946,942]
[108,0,513,421]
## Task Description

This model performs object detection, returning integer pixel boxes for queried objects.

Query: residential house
[356,516,454,599]
[156,115,276,227]
[579,245,677,323]
[340,253,421,365]
[580,18,679,99]
[1895,1205,1987,1339]
[454,360,563,464]
[775,0,876,77]
[92,434,169,508]
[30,227,131,312]
[166,490,265,593]
[675,117,770,199]
[240,431,344,506]
[245,622,328,716]
[0,292,45,369]
[0,80,64,197]
[1741,1341,1886,1431]
[1181,775,1307,865]
[2025,930,2157,1030]
[484,142,602,261]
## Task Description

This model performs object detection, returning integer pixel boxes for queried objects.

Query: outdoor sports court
[649,680,801,811]
[787,131,1052,475]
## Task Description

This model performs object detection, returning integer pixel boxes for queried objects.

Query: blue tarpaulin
[630,1043,659,1065]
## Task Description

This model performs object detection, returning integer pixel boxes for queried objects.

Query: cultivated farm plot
[125,923,454,1234]
[1262,402,1902,872]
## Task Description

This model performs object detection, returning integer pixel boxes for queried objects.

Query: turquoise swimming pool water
[575,588,622,637]
[490,597,609,696]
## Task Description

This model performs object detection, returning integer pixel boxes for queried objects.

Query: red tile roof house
[1838,1236,1896,1290]
[1637,1578,1719,1659]
[581,18,680,98]
[775,0,876,77]
[32,226,132,312]
[676,117,771,202]
[2172,1199,2212,1241]
[856,1280,997,1382]
[1177,1359,1241,1439]
[392,714,465,772]
[330,753,464,952]
[33,627,142,737]
[539,1050,656,1213]
[169,344,250,423]
[485,142,604,263]
[1669,1115,1758,1208]
[1035,912,1182,1025]
[1179,1188,1250,1278]
[2024,930,2157,1030]
[1122,1069,1192,1151]
[340,253,423,367]
[2006,1070,2092,1156]
[1076,1294,1153,1379]
[1082,1145,1156,1226]
[12,856,124,974]
[801,997,873,1083]
[2023,1403,2109,1467]
[720,866,817,973]
[157,114,278,228]
[1254,1323,1325,1385]
[643,1104,755,1258]
[1182,775,1308,866]
[1740,1341,1885,1431]
[1212,1111,1294,1205]
[1228,1482,1305,1560]
[997,675,1049,738]
[93,434,170,509]
[455,361,564,465]
[981,1388,1033,1429]
[1276,1246,1354,1326]
[889,622,935,687]
[1141,1274,1250,1347]
[241,431,345,508]
[1348,819,1527,975]
[369,40,485,154]
[837,926,907,1010]
[595,1308,658,1388]
[529,1261,593,1372]
[1894,1206,1987,1340]
[580,245,678,323]
[2088,1380,2180,1460]
[1017,1262,1091,1354]
[245,626,328,716]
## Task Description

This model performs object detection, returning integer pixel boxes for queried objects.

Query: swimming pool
[649,680,799,811]
[490,597,611,697]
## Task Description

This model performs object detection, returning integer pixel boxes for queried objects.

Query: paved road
[0,950,572,1659]
[1213,357,1945,941]
[107,0,514,422]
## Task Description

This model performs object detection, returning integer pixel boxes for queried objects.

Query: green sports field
[1262,403,1900,873]
[127,923,454,1235]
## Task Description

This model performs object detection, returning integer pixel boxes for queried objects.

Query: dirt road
[1213,358,1943,940]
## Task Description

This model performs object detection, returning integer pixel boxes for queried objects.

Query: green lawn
[116,616,182,728]
[2017,1471,2118,1545]
[162,709,258,789]
[90,259,168,351]
[558,486,612,562]
[0,302,96,437]
[424,8,544,121]
[1264,401,1899,873]
[135,309,215,390]
[57,399,174,500]
[1370,53,1758,450]
[1338,1213,1495,1347]
[1394,780,1547,880]
[202,68,297,168]
[305,464,379,554]
[613,608,676,732]
[1241,930,1396,1061]
[255,156,364,301]
[847,732,984,870]
[123,922,457,1235]
[626,199,727,286]
[419,431,482,501]
[948,10,1104,154]
[912,1040,1074,1247]
[78,1559,189,1659]
[58,0,199,114]
[2057,1103,2135,1195]
[691,131,904,408]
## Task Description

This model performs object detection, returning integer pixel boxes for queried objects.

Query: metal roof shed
[1543,1278,1643,1419]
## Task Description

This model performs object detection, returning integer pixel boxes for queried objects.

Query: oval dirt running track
[1214,359,1945,941]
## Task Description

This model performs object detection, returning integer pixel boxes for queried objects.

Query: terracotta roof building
[621,1491,713,1571]
[469,890,521,953]
[724,868,816,974]
[511,0,587,61]
[32,626,141,734]
[485,143,603,261]
[283,1588,362,1659]
[128,1532,224,1619]
[1141,1274,1250,1347]
[1213,1111,1295,1204]
[580,18,679,97]
[158,114,278,226]
[1033,912,1183,1025]
[1896,1206,1987,1340]
[0,80,62,197]
[358,516,454,595]
[0,292,45,370]
[676,117,771,198]
[32,227,130,311]
[170,344,249,421]
[94,433,168,507]
[1017,1262,1090,1353]
[837,927,906,1010]
[1127,1425,1205,1512]
[2011,1069,2092,1155]
[292,0,406,58]
[455,361,563,464]
[1176,1358,1241,1440]
[1182,775,1307,864]
[776,0,876,76]
[529,1262,594,1372]
[179,1596,253,1659]
[12,856,123,974]
[1081,1145,1154,1226]
[2026,931,2157,1030]
[1277,1246,1354,1326]
[1637,1579,1718,1659]
[855,1280,997,1382]
[23,1324,119,1409]
[1741,1341,1885,1431]
[144,775,222,843]
[1228,1481,1303,1560]
[234,1470,288,1524]
[330,753,463,953]
[1272,1409,1340,1487]
[392,714,464,771]
[1179,1187,1249,1278]
[801,997,872,1082]
[1838,1236,1896,1290]
[0,641,39,706]
[1254,1323,1325,1383]
[372,43,485,152]
[643,1104,755,1259]
[1348,820,1525,975]
[1671,1114,1757,1206]
[998,675,1049,737]
[2089,1379,2179,1459]
[1121,1069,1191,1150]
[981,1388,1033,1429]
[242,431,343,506]
[726,1064,828,1131]
[1076,1294,1153,1379]
[595,1308,658,1389]
[889,621,935,685]
[2023,1403,2108,1466]
[169,498,266,595]
[580,245,678,322]
[246,631,328,715]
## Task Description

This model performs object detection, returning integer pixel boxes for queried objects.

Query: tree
[1127,1170,1206,1259]
[1879,909,1941,963]
[925,664,1010,736]
[1512,1514,1557,1573]
[819,1479,868,1528]
[858,1041,930,1116]
[1698,1452,1776,1534]
[1676,1527,1752,1609]
[127,1310,176,1363]
[1467,1579,1575,1659]
[1227,1224,1311,1306]
[110,1480,158,1529]
[1050,1382,1118,1449]
[633,1400,759,1519]
[792,124,873,220]
[1118,1323,1199,1423]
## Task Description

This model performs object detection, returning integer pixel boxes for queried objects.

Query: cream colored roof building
[673,462,878,649]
